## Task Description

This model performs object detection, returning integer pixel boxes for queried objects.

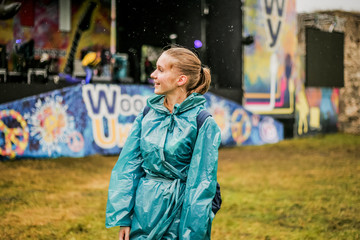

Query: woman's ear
[177,75,188,87]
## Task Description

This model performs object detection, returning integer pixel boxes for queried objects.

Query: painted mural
[0,0,110,71]
[243,0,297,115]
[0,84,284,160]
[295,57,339,135]
[243,0,339,136]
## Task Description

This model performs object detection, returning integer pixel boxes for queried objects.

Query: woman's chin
[154,89,162,95]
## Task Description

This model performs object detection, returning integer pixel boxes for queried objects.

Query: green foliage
[0,133,359,239]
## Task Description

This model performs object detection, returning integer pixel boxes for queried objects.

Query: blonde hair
[162,46,211,95]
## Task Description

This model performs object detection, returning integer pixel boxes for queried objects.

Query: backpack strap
[212,182,222,214]
[196,110,211,131]
[196,110,222,215]
[143,105,151,117]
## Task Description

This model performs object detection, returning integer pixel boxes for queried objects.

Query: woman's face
[150,53,181,96]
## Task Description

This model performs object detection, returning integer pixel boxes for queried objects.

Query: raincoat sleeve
[180,117,221,240]
[105,113,145,228]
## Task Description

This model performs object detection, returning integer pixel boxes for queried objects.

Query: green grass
[0,133,359,239]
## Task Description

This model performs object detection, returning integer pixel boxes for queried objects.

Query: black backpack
[143,106,222,215]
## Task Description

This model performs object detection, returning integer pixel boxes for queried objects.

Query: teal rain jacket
[106,93,221,239]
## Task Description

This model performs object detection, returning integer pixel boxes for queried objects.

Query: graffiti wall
[295,13,341,136]
[295,87,339,135]
[295,57,339,135]
[0,84,283,159]
[0,0,110,71]
[243,0,340,136]
[243,0,297,115]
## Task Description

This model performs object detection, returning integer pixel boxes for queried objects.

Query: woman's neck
[164,90,187,113]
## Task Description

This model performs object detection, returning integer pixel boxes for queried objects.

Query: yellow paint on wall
[94,118,116,146]
[245,52,272,84]
[296,88,310,135]
[309,107,321,129]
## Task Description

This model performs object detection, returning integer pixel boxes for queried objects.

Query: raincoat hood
[146,92,207,115]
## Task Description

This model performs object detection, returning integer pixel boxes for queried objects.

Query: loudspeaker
[0,44,7,69]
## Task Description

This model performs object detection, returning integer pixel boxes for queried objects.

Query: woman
[106,46,221,239]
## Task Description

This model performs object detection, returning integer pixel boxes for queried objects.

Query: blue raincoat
[106,93,221,239]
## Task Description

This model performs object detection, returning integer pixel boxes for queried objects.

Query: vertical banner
[59,0,71,32]
[110,0,116,54]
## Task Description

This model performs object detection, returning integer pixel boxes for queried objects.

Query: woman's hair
[162,46,211,95]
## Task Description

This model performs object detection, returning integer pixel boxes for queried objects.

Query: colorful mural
[0,0,110,71]
[0,84,284,160]
[243,0,340,136]
[293,49,339,135]
[295,87,339,135]
[243,0,297,114]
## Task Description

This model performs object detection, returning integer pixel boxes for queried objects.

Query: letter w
[264,0,285,17]
[87,91,116,115]
[82,85,120,117]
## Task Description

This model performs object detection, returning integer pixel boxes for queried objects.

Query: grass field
[0,133,359,240]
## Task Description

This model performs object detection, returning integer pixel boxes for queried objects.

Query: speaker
[0,44,7,69]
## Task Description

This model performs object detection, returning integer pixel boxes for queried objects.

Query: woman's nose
[150,70,156,79]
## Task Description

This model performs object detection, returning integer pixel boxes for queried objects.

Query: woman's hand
[119,226,130,240]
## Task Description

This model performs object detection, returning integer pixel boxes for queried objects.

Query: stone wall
[298,11,360,135]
